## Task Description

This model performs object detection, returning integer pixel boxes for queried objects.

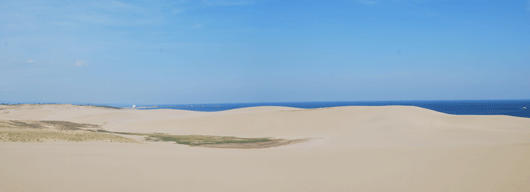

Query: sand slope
[1,104,530,191]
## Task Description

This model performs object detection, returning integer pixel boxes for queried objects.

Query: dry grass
[0,120,99,130]
[0,120,306,148]
[0,129,137,143]
[1,120,46,129]
[0,120,136,143]
[144,134,273,146]
[93,130,305,149]
[41,121,99,130]
[200,138,309,149]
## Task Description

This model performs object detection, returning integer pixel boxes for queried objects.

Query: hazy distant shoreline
[4,99,528,117]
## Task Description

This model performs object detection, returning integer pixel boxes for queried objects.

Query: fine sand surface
[1,104,530,191]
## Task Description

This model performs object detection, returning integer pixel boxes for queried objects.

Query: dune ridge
[1,104,530,191]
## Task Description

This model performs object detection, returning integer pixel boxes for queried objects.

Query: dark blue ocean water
[134,100,530,118]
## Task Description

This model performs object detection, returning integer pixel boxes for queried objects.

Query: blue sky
[1,0,530,104]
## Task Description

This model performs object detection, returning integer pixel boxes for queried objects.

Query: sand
[1,104,530,191]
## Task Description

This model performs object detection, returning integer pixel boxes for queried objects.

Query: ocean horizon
[3,100,528,118]
[39,100,528,118]
[133,100,530,118]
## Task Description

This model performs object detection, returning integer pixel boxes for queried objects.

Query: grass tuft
[91,129,276,146]
[0,120,304,148]
[146,134,273,146]
[0,120,136,143]
[0,129,137,143]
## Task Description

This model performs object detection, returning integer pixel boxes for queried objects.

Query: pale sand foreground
[1,104,530,191]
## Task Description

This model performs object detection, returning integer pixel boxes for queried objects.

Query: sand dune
[1,104,530,191]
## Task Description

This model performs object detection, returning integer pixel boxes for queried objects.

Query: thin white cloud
[358,0,429,5]
[73,61,88,67]
[191,23,203,29]
[201,0,254,6]
[393,0,426,3]
[94,1,141,12]
[357,0,381,5]
[2,0,253,31]
[171,8,186,14]
[425,9,440,17]
[110,1,135,9]
[26,60,34,63]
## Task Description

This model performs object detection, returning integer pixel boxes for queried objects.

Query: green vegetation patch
[0,120,99,130]
[0,129,137,143]
[40,121,99,130]
[91,129,273,146]
[0,120,302,148]
[2,120,46,129]
[146,134,273,146]
[0,120,135,143]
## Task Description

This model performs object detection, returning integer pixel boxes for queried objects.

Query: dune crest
[1,104,530,147]
[1,104,530,191]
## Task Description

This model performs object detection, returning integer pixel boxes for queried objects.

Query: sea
[127,100,530,118]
